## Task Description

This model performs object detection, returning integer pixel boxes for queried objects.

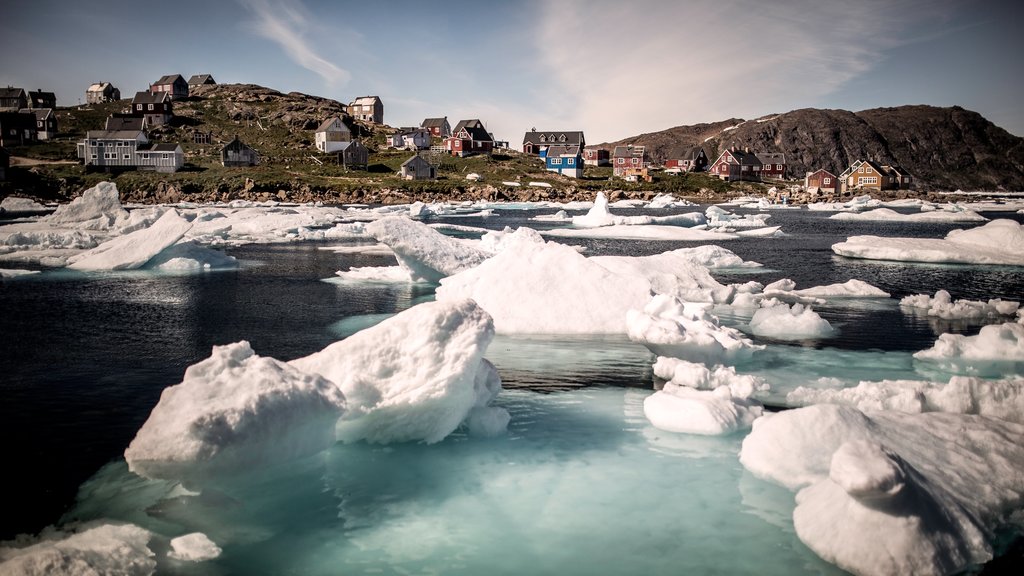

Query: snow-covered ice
[365,216,489,282]
[748,303,836,339]
[627,295,764,364]
[643,383,763,436]
[570,192,705,228]
[0,522,155,575]
[901,289,1019,320]
[829,207,987,222]
[913,321,1024,375]
[44,182,129,230]
[0,197,48,214]
[653,357,769,399]
[832,219,1024,265]
[740,404,1024,576]
[67,210,193,271]
[168,532,221,562]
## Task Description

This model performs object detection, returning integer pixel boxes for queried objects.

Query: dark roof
[719,148,761,166]
[453,119,485,132]
[421,117,448,128]
[86,129,146,140]
[612,145,647,158]
[683,146,706,159]
[401,154,431,167]
[523,130,585,147]
[153,74,185,85]
[0,87,26,99]
[30,108,53,121]
[139,143,182,152]
[545,144,581,156]
[131,91,169,105]
[188,74,216,85]
[756,152,786,164]
[105,115,145,131]
[221,136,254,152]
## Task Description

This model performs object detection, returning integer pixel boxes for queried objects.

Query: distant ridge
[601,105,1024,191]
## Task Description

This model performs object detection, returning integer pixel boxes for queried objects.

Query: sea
[1,205,1022,574]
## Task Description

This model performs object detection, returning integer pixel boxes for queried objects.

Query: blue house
[544,144,583,178]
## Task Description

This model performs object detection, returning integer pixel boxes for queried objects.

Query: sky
[1,0,1022,143]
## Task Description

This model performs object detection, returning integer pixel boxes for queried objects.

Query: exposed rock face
[603,105,1024,190]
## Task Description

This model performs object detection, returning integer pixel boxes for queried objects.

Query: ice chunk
[571,192,705,228]
[125,341,346,482]
[45,181,129,230]
[829,207,987,222]
[653,357,769,399]
[627,295,763,364]
[0,197,48,214]
[787,376,1024,423]
[542,224,737,241]
[365,216,489,282]
[740,404,1024,575]
[913,321,1024,375]
[0,268,40,279]
[291,299,503,444]
[748,303,836,339]
[643,384,763,436]
[144,241,238,272]
[67,210,193,271]
[0,522,155,575]
[168,532,221,562]
[832,219,1024,265]
[901,289,1019,319]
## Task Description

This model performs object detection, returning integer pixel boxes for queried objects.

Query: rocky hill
[603,106,1024,191]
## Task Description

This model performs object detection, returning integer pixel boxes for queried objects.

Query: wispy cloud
[534,0,960,141]
[238,0,350,86]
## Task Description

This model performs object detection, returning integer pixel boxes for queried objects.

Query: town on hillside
[1,75,916,204]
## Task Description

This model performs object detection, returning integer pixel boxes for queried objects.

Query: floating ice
[44,181,129,230]
[627,295,764,364]
[144,241,239,273]
[765,278,890,301]
[787,376,1024,423]
[643,383,763,436]
[740,404,1024,576]
[748,303,836,339]
[829,207,987,222]
[653,357,769,399]
[291,299,503,444]
[647,193,697,208]
[832,219,1024,265]
[0,268,40,279]
[66,210,192,271]
[542,224,738,241]
[913,321,1024,375]
[365,216,489,282]
[570,192,705,228]
[0,522,155,575]
[168,532,221,562]
[125,341,347,482]
[900,289,1019,320]
[0,197,48,214]
[705,206,772,229]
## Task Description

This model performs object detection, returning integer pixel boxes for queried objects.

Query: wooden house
[583,147,609,166]
[804,169,838,196]
[0,87,28,110]
[839,160,890,192]
[758,152,787,180]
[664,147,708,172]
[28,90,56,109]
[421,117,451,139]
[187,74,216,89]
[131,91,172,126]
[445,119,494,157]
[0,111,37,146]
[221,136,259,167]
[544,144,583,178]
[77,130,183,172]
[137,143,184,173]
[86,82,121,104]
[349,95,383,124]
[709,147,763,182]
[334,140,368,169]
[150,74,189,100]
[105,114,146,131]
[30,108,56,140]
[315,117,352,153]
[612,145,651,177]
[886,165,914,189]
[400,154,435,180]
[522,129,585,156]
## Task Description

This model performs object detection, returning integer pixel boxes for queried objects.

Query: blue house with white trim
[544,144,583,178]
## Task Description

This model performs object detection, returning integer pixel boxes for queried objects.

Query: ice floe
[832,219,1024,265]
[900,289,1019,320]
[627,294,763,364]
[0,197,48,215]
[44,182,129,230]
[0,522,155,575]
[748,302,836,339]
[829,207,987,222]
[570,192,705,228]
[740,404,1024,576]
[67,210,193,271]
[643,383,763,436]
[364,216,489,282]
[913,321,1024,376]
[168,532,221,562]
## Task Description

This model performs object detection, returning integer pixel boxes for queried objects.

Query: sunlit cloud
[239,0,350,86]
[534,0,960,142]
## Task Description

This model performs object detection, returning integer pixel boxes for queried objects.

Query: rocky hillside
[603,106,1024,191]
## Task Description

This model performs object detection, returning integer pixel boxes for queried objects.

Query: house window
[551,158,562,165]
[823,177,831,184]
[617,158,625,164]
[632,158,639,164]
[98,141,104,147]
[567,158,574,166]
[123,154,130,159]
[90,154,97,159]
[142,154,150,160]
[904,177,910,183]
[776,164,782,170]
[858,166,864,173]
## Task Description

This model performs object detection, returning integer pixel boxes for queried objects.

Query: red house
[444,119,493,157]
[150,74,189,100]
[804,169,838,196]
[664,147,709,172]
[709,147,762,181]
[583,147,609,166]
[758,152,787,180]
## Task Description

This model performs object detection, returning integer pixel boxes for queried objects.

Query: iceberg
[0,522,155,575]
[124,341,347,482]
[748,302,836,339]
[67,210,193,271]
[832,219,1024,265]
[570,192,705,228]
[627,295,764,364]
[44,181,129,230]
[740,404,1024,576]
[365,216,490,282]
[291,299,503,444]
[653,357,769,399]
[913,321,1024,375]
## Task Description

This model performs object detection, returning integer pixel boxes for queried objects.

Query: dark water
[0,205,1022,544]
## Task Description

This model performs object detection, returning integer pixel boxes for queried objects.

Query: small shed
[188,74,216,89]
[400,155,435,180]
[336,140,368,169]
[221,136,259,167]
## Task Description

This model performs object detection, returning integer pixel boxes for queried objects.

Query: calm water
[1,206,1022,573]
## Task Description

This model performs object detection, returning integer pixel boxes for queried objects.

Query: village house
[0,111,37,146]
[522,129,586,156]
[400,154,436,180]
[838,160,913,193]
[333,140,369,169]
[387,128,431,150]
[349,95,383,124]
[804,169,838,197]
[0,87,28,110]
[27,90,56,109]
[664,147,709,172]
[612,145,651,177]
[421,117,451,139]
[150,74,189,100]
[315,117,352,153]
[544,144,584,178]
[709,147,763,182]
[887,165,914,189]
[758,152,787,180]
[86,82,121,104]
[76,129,184,173]
[131,91,172,126]
[221,136,259,167]
[444,119,494,157]
[29,108,56,140]
[583,147,609,166]
[188,74,216,90]
[105,114,146,131]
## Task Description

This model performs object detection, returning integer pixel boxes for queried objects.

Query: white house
[315,117,352,153]
[388,128,431,150]
[77,130,183,173]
